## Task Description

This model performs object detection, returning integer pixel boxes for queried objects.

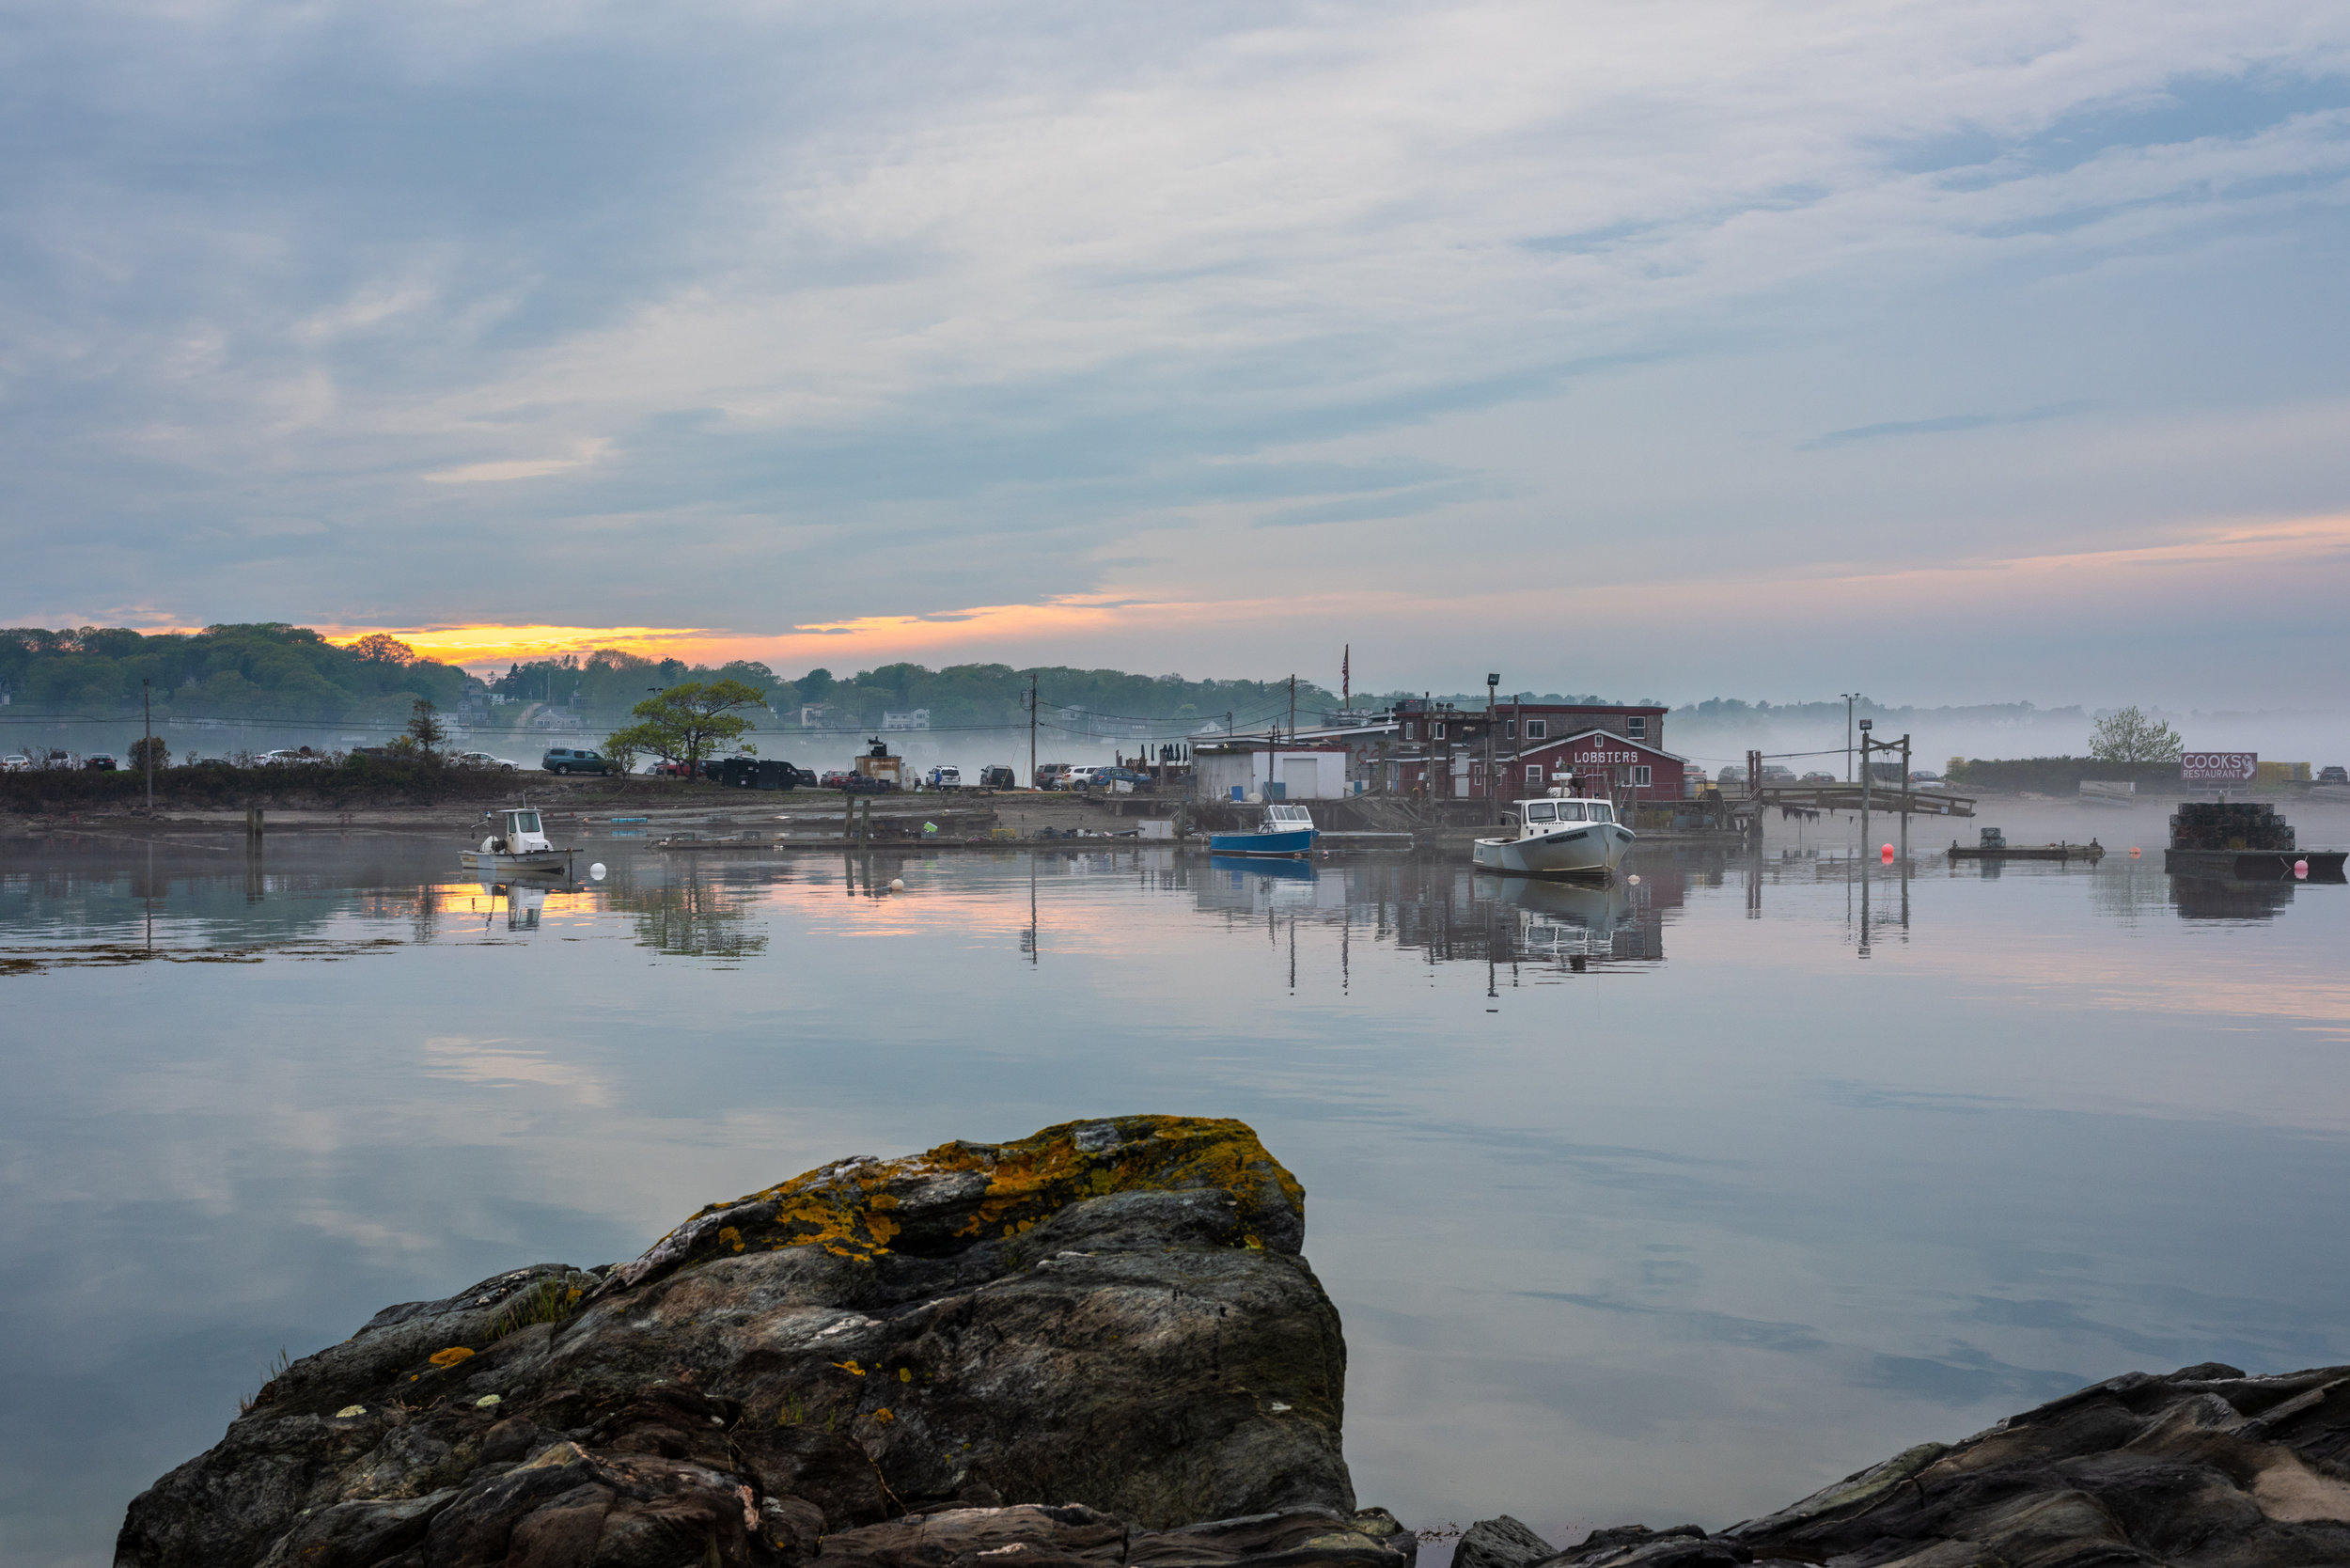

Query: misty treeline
[493,650,1337,732]
[0,624,466,724]
[0,624,1340,734]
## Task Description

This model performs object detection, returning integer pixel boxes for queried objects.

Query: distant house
[881,709,931,731]
[799,704,828,729]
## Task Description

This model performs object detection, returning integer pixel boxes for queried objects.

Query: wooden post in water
[143,678,153,811]
[245,807,264,848]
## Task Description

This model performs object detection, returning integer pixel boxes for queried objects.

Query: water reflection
[606,870,770,960]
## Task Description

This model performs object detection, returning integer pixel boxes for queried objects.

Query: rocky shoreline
[118,1117,2350,1568]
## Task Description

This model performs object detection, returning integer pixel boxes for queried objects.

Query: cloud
[3,1,2349,701]
[1803,402,2091,448]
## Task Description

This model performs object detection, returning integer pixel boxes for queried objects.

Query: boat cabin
[490,808,550,853]
[1262,803,1316,828]
[1509,795,1617,839]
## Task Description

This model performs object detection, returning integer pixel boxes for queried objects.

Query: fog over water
[5,799,2349,1565]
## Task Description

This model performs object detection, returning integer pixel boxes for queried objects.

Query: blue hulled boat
[1208,801,1319,857]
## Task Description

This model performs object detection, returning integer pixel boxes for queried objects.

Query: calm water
[5,800,2350,1566]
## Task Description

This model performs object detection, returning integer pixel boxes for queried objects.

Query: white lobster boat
[461,807,576,875]
[1472,791,1635,878]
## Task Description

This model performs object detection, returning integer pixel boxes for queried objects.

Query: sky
[4,0,2350,709]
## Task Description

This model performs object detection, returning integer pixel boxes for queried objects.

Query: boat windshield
[1526,802,1557,823]
[1555,802,1587,822]
[1590,805,1614,823]
[509,810,541,835]
[1264,804,1313,824]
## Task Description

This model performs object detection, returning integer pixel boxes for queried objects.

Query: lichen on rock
[117,1116,1355,1568]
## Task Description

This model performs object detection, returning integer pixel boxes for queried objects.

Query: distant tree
[129,735,169,771]
[349,633,419,666]
[606,679,766,771]
[1945,756,1967,779]
[405,697,447,755]
[600,731,640,775]
[2088,706,2183,764]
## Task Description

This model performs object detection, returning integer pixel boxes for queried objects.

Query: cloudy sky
[5,0,2348,705]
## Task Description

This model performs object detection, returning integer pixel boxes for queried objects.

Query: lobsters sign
[2181,751,2257,782]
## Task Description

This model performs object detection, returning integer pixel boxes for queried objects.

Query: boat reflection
[1487,874,1649,964]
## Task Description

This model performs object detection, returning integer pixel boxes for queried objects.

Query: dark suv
[540,746,611,776]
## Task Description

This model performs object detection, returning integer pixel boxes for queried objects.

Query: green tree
[2088,705,2184,764]
[129,735,169,771]
[606,678,766,770]
[600,731,640,775]
[405,697,447,755]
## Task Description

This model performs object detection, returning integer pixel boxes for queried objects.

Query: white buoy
[1626,874,1641,885]
[588,862,607,881]
[889,878,905,892]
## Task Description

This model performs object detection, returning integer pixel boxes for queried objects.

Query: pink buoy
[2295,859,2310,880]
[2129,846,2140,857]
[1880,843,1895,863]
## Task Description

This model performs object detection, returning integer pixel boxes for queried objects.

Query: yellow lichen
[899,1367,913,1383]
[872,1407,894,1422]
[429,1347,475,1369]
[832,1359,866,1376]
[643,1117,1301,1278]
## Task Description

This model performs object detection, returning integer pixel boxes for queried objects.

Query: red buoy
[1880,843,1895,863]
[2295,859,2310,880]
[2129,846,2140,857]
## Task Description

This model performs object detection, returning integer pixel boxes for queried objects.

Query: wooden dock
[1750,783,1975,818]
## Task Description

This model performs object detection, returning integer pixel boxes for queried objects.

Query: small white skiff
[460,807,576,875]
[1472,792,1635,877]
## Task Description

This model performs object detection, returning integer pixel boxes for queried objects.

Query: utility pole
[1900,732,1912,863]
[1841,693,1860,783]
[1288,674,1296,742]
[143,678,153,811]
[1485,672,1499,807]
[1859,718,1873,855]
[1028,672,1038,789]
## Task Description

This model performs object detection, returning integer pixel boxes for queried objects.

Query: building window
[1471,759,1483,775]
[1505,718,1517,739]
[1403,722,1416,741]
[1526,764,1542,785]
[1434,722,1445,739]
[1633,764,1652,787]
[1527,720,1545,739]
[1627,715,1647,737]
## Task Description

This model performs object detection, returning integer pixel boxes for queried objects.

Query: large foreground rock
[1467,1360,2350,1568]
[118,1116,1365,1568]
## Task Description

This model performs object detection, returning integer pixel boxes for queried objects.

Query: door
[1280,758,1319,800]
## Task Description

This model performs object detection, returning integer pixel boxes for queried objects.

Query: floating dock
[1949,840,2103,862]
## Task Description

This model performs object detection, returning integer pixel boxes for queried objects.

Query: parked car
[1908,771,1941,783]
[1064,766,1103,788]
[714,757,798,791]
[2320,765,2349,785]
[1034,764,1073,789]
[978,765,1017,791]
[1094,766,1148,786]
[540,746,611,776]
[0,755,28,772]
[1800,771,1836,783]
[83,753,119,771]
[453,751,519,772]
[925,765,963,790]
[256,748,325,766]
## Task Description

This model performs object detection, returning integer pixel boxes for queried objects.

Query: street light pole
[1485,673,1499,807]
[1841,693,1860,784]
